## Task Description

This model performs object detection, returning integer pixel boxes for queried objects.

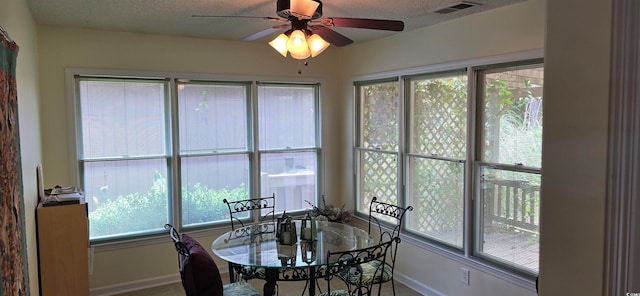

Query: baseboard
[394,271,447,296]
[89,274,182,296]
[89,267,233,296]
[90,266,433,296]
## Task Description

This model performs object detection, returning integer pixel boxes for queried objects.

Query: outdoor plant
[181,182,248,225]
[88,171,248,238]
[88,171,168,237]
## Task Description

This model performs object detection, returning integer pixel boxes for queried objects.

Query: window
[354,59,543,277]
[354,80,400,212]
[177,81,251,227]
[257,83,320,212]
[405,71,467,248]
[475,64,543,274]
[77,77,170,240]
[74,73,321,242]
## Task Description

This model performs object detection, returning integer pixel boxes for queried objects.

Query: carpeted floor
[113,273,421,296]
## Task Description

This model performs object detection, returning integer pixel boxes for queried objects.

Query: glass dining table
[211,220,373,296]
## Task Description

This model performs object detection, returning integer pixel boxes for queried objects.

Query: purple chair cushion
[180,234,224,296]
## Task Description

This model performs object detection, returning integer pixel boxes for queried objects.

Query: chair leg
[390,278,396,296]
[228,262,235,283]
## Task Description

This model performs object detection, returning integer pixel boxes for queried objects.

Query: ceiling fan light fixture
[269,34,290,57]
[290,0,320,19]
[286,29,310,59]
[307,34,329,57]
[277,0,323,20]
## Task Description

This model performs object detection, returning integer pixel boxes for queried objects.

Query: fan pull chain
[297,59,310,75]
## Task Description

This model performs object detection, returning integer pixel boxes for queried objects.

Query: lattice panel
[361,151,398,210]
[409,158,464,234]
[411,77,467,159]
[361,82,399,151]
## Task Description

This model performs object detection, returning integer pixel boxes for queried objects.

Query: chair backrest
[367,197,413,289]
[165,223,189,257]
[165,224,224,296]
[367,196,413,242]
[320,237,399,296]
[223,193,276,230]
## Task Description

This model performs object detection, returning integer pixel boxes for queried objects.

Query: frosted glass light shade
[290,0,320,19]
[286,30,310,59]
[268,29,331,59]
[269,34,289,57]
[307,34,329,57]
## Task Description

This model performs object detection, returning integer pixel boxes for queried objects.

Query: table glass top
[211,220,373,269]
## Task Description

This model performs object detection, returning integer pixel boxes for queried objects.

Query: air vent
[434,1,480,14]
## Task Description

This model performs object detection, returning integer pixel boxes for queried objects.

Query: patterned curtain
[0,27,27,295]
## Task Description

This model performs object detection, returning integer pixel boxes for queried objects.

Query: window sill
[90,226,229,253]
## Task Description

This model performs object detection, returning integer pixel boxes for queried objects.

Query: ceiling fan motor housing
[277,0,323,20]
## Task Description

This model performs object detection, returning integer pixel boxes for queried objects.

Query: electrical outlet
[460,267,470,285]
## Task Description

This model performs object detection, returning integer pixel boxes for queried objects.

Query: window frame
[73,75,173,242]
[472,60,544,276]
[353,78,403,214]
[351,51,543,290]
[256,82,323,214]
[66,68,324,244]
[176,79,253,228]
[404,69,469,250]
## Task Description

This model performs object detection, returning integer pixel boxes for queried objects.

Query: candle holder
[300,212,317,241]
[277,243,297,266]
[301,240,317,264]
[276,211,288,237]
[277,213,297,246]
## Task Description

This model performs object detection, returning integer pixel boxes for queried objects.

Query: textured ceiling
[26,0,525,45]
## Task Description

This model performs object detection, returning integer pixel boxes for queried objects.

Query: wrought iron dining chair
[164,224,261,296]
[350,197,413,296]
[318,237,399,296]
[224,193,276,230]
[223,194,276,283]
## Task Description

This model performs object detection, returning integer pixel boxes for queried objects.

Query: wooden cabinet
[36,202,89,296]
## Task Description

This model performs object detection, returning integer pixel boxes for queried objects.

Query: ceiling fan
[193,0,404,60]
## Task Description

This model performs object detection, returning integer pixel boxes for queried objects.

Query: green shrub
[89,171,247,238]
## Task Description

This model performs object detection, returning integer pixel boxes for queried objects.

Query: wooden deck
[481,178,540,273]
[482,227,539,272]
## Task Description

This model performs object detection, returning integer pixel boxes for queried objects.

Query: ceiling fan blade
[242,25,288,41]
[309,26,353,47]
[323,17,404,31]
[192,15,286,22]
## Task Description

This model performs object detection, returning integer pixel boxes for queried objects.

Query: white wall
[539,0,612,295]
[337,1,545,295]
[35,26,345,289]
[338,1,545,76]
[0,0,43,294]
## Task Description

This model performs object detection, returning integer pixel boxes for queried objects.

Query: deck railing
[484,179,540,233]
[261,171,315,212]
